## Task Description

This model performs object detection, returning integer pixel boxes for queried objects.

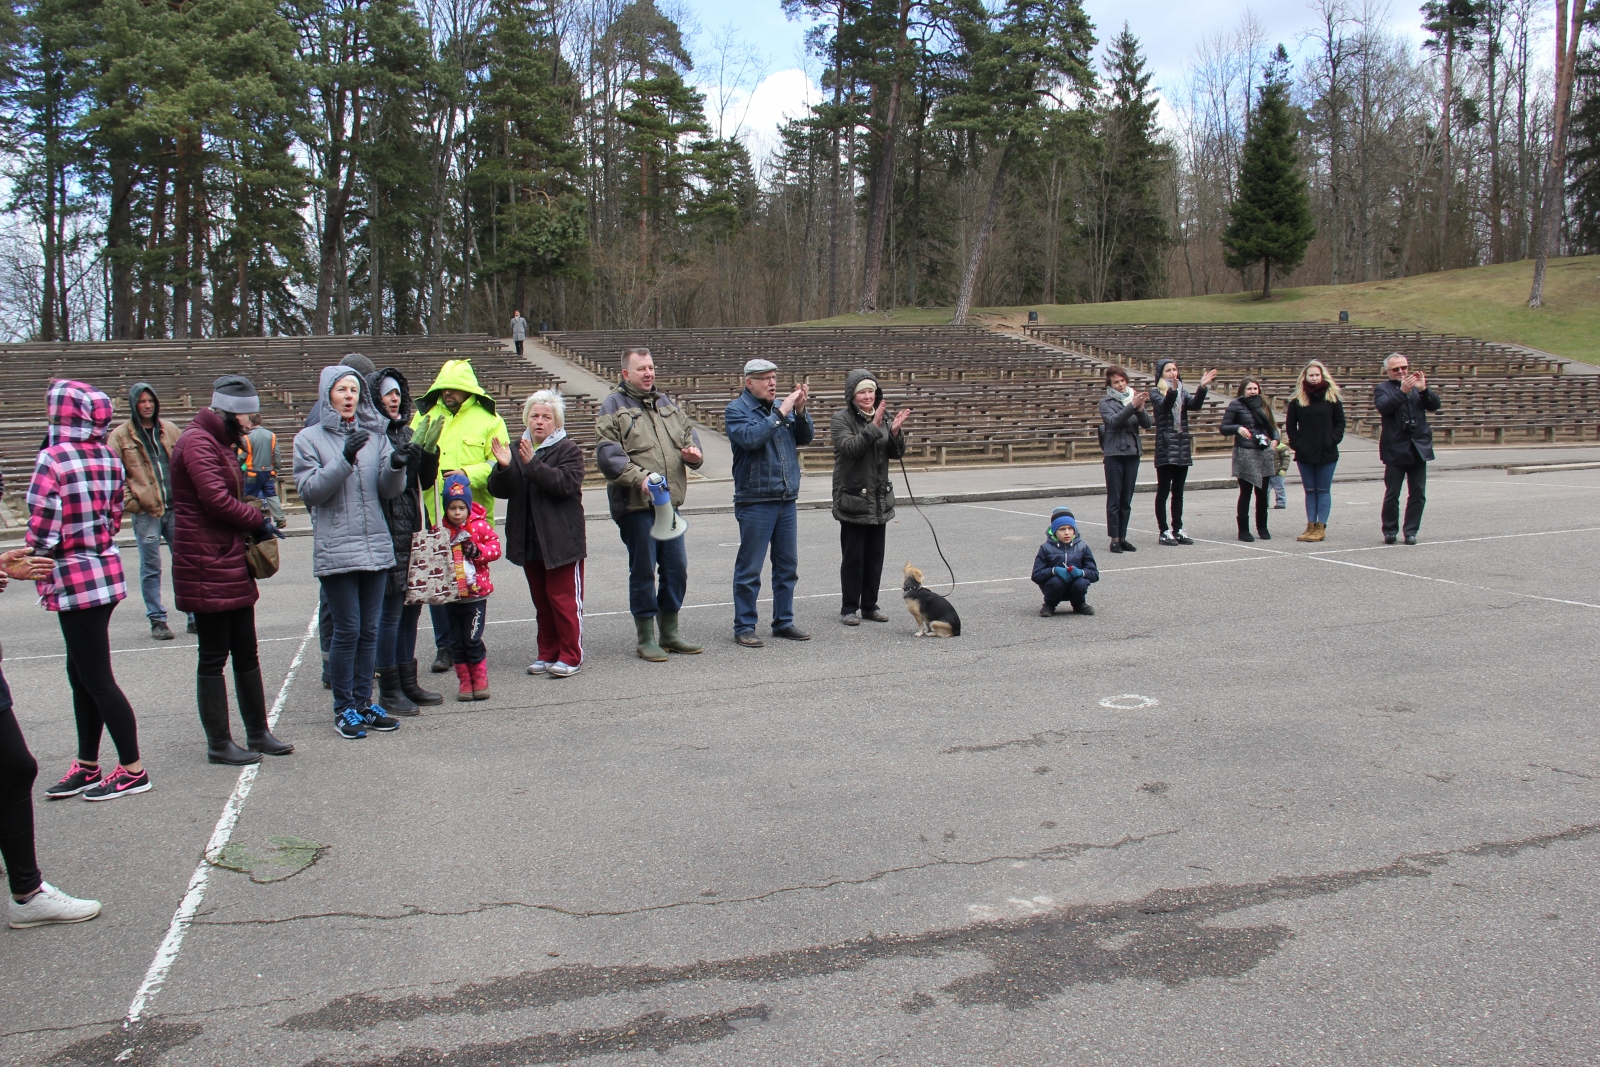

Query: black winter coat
[368,368,440,595]
[1374,380,1440,465]
[1284,393,1346,464]
[830,369,905,525]
[1219,397,1279,443]
[486,434,587,569]
[1150,383,1208,467]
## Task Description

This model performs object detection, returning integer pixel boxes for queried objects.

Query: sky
[677,0,1442,164]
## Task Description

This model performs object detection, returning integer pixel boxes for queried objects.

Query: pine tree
[1570,43,1600,253]
[1221,45,1315,299]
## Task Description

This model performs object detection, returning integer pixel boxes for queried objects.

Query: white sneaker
[546,662,580,678]
[8,882,102,929]
[526,660,549,675]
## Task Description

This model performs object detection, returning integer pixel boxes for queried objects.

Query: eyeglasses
[1388,364,1409,372]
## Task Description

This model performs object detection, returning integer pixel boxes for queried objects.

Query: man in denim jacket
[724,359,814,647]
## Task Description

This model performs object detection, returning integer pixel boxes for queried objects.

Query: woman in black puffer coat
[1149,359,1217,546]
[370,368,441,712]
[831,369,908,625]
[1219,378,1280,542]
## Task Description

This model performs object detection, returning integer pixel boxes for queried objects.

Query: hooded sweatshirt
[292,365,407,577]
[411,360,510,525]
[108,381,182,516]
[26,380,128,611]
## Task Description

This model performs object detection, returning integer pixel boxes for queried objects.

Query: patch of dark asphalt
[305,1006,769,1067]
[278,822,1600,1034]
[48,1020,203,1067]
[940,728,1110,754]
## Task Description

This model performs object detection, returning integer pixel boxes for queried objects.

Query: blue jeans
[733,501,798,634]
[1268,473,1287,507]
[615,509,688,618]
[132,511,173,621]
[1297,461,1337,524]
[245,471,277,499]
[320,570,386,713]
[376,584,422,669]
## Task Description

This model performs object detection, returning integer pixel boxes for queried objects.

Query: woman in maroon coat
[170,375,293,764]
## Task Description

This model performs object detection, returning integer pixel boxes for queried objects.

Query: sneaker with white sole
[44,760,102,799]
[361,705,400,732]
[1158,531,1179,546]
[1173,529,1195,545]
[335,708,367,739]
[8,882,102,928]
[81,765,151,802]
[527,660,549,675]
[546,662,580,678]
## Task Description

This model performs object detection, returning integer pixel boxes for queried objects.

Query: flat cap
[743,358,778,376]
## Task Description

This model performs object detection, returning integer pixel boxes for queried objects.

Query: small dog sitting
[903,563,961,637]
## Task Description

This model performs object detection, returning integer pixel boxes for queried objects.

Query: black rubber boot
[198,675,261,765]
[430,645,453,673]
[236,668,294,756]
[376,664,420,716]
[398,659,443,706]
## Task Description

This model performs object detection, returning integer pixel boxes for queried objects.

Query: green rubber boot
[634,616,668,662]
[657,611,702,654]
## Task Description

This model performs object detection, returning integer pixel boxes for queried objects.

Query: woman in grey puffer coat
[830,369,908,625]
[1098,366,1151,554]
[293,366,406,738]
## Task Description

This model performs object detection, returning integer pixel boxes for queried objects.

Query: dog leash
[898,454,956,596]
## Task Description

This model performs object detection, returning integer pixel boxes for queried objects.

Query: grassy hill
[800,256,1600,364]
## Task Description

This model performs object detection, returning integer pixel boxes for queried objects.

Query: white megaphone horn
[646,473,689,541]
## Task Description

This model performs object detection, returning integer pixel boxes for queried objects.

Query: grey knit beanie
[211,374,260,414]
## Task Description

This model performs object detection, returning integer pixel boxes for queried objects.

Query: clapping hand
[413,414,445,453]
[1130,390,1149,408]
[872,400,886,427]
[490,436,512,467]
[518,438,536,464]
[1200,369,1218,387]
[342,429,369,463]
[891,408,910,433]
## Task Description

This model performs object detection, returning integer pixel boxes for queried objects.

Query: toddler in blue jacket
[1031,507,1099,616]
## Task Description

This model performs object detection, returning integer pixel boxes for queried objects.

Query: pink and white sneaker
[44,760,102,799]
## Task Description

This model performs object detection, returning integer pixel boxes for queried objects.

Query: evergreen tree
[1569,43,1600,254]
[1221,45,1315,299]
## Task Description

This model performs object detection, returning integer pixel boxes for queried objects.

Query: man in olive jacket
[108,382,192,640]
[595,346,705,661]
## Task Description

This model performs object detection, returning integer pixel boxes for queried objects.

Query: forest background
[0,0,1596,341]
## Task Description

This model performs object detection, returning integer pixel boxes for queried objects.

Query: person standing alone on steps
[1149,360,1215,546]
[511,310,527,356]
[108,383,194,639]
[1284,360,1345,542]
[1375,353,1440,545]
[1099,367,1151,554]
[595,347,705,661]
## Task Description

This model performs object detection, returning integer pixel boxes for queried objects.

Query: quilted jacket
[26,381,127,612]
[444,500,501,600]
[170,406,267,614]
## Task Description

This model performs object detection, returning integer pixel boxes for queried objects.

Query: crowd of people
[0,343,1441,929]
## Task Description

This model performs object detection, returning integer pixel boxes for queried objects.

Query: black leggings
[839,522,887,614]
[1103,456,1139,540]
[0,693,42,898]
[58,604,141,766]
[194,606,261,677]
[1155,465,1189,532]
[1236,479,1269,531]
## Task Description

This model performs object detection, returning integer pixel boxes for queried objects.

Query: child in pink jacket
[440,472,500,700]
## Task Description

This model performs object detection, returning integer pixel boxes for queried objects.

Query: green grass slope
[799,256,1600,363]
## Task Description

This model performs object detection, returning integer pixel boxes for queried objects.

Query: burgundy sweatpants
[523,560,584,667]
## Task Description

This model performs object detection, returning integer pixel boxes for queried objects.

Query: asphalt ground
[2,465,1598,1066]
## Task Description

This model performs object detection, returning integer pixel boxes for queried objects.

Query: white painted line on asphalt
[1305,556,1600,609]
[7,634,308,663]
[1307,526,1600,557]
[121,606,320,1032]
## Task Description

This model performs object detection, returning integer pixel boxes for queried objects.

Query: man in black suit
[1374,353,1441,545]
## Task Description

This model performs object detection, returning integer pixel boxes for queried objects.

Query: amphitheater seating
[544,325,1146,470]
[0,335,597,497]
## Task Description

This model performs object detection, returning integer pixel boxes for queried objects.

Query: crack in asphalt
[940,728,1112,754]
[274,821,1600,1037]
[192,831,1175,928]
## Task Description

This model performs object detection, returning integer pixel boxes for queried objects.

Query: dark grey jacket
[1099,392,1152,458]
[830,369,905,525]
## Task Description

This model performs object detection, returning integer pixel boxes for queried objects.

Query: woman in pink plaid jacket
[26,380,152,802]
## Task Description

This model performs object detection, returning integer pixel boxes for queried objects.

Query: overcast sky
[678,0,1443,163]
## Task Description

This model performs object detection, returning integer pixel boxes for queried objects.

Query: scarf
[521,426,568,453]
[1244,395,1274,436]
[1106,384,1134,406]
[1158,378,1190,431]
[1305,379,1329,401]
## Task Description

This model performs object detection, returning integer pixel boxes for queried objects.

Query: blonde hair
[1294,360,1342,406]
[522,389,566,428]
